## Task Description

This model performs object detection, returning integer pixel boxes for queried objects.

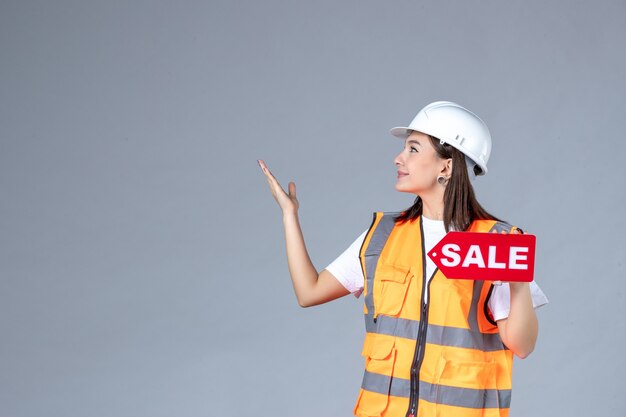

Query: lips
[397,171,408,178]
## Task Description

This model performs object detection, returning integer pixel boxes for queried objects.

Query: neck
[419,189,445,221]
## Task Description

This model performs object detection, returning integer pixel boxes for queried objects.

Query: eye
[409,146,418,153]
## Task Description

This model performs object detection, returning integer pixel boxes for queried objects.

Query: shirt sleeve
[325,229,368,298]
[488,280,549,321]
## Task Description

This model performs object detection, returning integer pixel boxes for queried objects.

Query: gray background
[1,1,625,416]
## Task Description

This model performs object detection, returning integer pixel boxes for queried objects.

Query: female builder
[258,101,548,417]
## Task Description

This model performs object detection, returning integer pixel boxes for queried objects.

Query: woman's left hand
[491,226,525,286]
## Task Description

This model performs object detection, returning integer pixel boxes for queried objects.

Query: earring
[437,175,448,185]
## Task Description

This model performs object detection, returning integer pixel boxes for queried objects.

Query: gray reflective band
[364,254,378,317]
[361,370,411,398]
[363,213,398,319]
[488,221,513,234]
[426,321,505,352]
[364,213,399,257]
[467,280,483,344]
[364,313,505,352]
[365,313,419,339]
[362,371,512,409]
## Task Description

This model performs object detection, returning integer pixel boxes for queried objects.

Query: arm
[493,226,539,358]
[283,212,351,307]
[259,159,351,307]
[496,282,539,358]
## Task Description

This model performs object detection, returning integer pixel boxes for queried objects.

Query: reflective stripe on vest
[364,312,507,352]
[361,370,512,409]
[354,212,515,417]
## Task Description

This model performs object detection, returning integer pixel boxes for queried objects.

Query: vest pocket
[353,389,389,417]
[365,334,396,376]
[432,354,498,415]
[356,334,398,417]
[375,262,413,317]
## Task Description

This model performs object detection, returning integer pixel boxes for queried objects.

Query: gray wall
[1,1,624,416]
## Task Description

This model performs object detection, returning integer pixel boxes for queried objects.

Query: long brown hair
[394,135,501,232]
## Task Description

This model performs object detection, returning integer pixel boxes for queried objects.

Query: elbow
[297,296,313,308]
[503,321,539,359]
[502,335,536,359]
[298,297,322,308]
[515,347,534,359]
[512,341,536,359]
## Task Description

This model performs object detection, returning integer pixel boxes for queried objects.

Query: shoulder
[469,219,523,234]
[373,210,404,219]
[367,210,403,231]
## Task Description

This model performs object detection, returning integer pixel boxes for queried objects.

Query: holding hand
[491,226,524,285]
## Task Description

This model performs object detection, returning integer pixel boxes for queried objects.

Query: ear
[440,158,453,177]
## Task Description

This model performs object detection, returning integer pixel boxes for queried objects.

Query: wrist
[509,282,529,292]
[282,209,299,222]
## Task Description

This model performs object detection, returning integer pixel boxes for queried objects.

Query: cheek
[409,158,435,174]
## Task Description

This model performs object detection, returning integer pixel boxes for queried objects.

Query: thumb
[288,181,296,197]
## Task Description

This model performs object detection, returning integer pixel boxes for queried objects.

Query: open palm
[258,159,299,214]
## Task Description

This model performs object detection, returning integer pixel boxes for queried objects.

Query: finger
[263,165,279,184]
[258,160,280,185]
[258,159,271,177]
[258,160,293,203]
[266,174,285,194]
[265,172,287,196]
[288,181,296,197]
[258,159,274,177]
[259,161,280,191]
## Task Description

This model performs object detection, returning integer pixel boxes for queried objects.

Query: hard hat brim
[389,127,414,139]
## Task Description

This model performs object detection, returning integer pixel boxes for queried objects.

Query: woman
[258,101,548,417]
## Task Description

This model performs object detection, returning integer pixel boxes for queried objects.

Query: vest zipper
[406,275,433,417]
[406,219,437,417]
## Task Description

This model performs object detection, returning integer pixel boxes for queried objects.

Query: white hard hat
[390,101,492,176]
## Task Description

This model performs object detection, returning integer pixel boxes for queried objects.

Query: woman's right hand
[258,159,299,215]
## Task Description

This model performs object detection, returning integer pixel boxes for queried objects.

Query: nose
[394,150,404,167]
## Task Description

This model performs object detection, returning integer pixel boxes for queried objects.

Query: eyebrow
[406,139,422,146]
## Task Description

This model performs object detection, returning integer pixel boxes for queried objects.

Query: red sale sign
[427,232,536,282]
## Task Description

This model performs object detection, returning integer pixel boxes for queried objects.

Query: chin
[395,184,410,193]
[395,183,421,196]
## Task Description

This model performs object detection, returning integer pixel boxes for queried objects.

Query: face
[394,131,451,195]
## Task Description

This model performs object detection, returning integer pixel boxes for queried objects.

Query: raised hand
[258,159,299,215]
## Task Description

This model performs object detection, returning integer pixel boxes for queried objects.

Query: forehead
[405,130,431,143]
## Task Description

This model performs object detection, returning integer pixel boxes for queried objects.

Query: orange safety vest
[353,212,518,417]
